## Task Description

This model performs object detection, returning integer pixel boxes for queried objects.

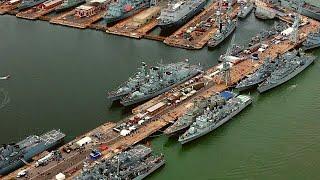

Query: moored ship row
[179,93,252,144]
[0,129,65,175]
[258,50,316,93]
[75,144,165,180]
[164,91,233,136]
[107,61,202,106]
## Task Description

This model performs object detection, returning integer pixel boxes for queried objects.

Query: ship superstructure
[302,28,320,51]
[120,61,202,106]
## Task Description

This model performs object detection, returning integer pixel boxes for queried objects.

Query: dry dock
[164,2,239,50]
[106,7,160,39]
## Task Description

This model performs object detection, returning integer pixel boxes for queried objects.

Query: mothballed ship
[164,92,232,136]
[302,28,320,51]
[237,0,253,18]
[258,51,316,93]
[157,0,206,30]
[179,93,252,144]
[75,144,165,180]
[119,61,202,106]
[235,57,279,91]
[103,0,150,24]
[280,0,320,21]
[0,129,65,175]
[107,62,149,101]
[207,18,237,48]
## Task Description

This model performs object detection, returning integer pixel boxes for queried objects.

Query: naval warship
[258,51,316,93]
[164,92,231,136]
[0,129,65,175]
[107,62,148,101]
[207,19,237,48]
[179,93,252,144]
[235,57,279,91]
[120,61,202,106]
[76,145,165,180]
[280,0,320,21]
[17,0,47,11]
[238,1,253,19]
[302,29,320,51]
[103,0,150,24]
[157,0,207,30]
[55,0,86,13]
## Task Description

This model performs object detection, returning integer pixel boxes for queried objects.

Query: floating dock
[164,2,239,50]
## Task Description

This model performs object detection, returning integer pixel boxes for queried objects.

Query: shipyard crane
[217,34,236,85]
[289,2,302,44]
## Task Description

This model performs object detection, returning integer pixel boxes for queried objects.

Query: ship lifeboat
[124,4,133,12]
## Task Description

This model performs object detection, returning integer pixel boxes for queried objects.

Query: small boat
[0,75,10,80]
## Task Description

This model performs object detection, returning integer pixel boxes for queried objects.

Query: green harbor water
[0,5,320,180]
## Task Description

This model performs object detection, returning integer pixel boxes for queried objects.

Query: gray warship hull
[280,0,320,21]
[258,57,315,93]
[158,0,206,30]
[207,22,237,48]
[236,78,265,91]
[164,124,190,137]
[238,4,254,19]
[107,91,129,101]
[178,98,252,145]
[133,159,165,180]
[0,130,65,175]
[120,71,201,106]
[302,43,320,51]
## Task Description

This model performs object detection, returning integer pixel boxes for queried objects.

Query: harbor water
[0,3,320,179]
